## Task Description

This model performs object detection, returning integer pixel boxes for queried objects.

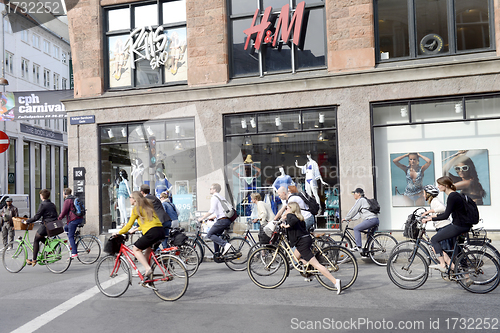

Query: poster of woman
[390,152,435,207]
[442,149,490,205]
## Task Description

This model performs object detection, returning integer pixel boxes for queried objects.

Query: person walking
[59,188,84,258]
[1,197,18,249]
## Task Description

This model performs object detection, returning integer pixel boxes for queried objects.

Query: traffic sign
[0,131,9,154]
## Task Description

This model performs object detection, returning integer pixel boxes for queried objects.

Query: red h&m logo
[243,1,306,51]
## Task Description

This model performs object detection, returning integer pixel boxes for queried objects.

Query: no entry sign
[0,131,10,154]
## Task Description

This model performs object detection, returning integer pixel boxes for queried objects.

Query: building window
[62,78,67,89]
[62,52,67,64]
[32,34,40,49]
[99,119,196,232]
[33,63,40,84]
[43,40,51,54]
[44,68,50,88]
[21,28,29,43]
[53,45,60,59]
[228,0,326,78]
[5,51,13,74]
[21,58,29,79]
[3,17,12,34]
[105,0,188,89]
[53,73,59,89]
[375,0,494,62]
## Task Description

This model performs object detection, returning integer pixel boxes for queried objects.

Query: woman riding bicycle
[114,191,165,278]
[420,184,454,251]
[422,176,472,273]
[25,189,59,266]
[281,202,342,294]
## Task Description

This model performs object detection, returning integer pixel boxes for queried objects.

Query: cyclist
[59,188,83,259]
[281,202,341,294]
[25,189,59,266]
[114,191,165,281]
[140,184,171,249]
[419,184,453,251]
[342,188,379,255]
[422,176,472,273]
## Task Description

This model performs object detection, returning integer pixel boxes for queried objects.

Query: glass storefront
[224,107,339,230]
[7,139,15,194]
[99,119,196,233]
[373,94,499,230]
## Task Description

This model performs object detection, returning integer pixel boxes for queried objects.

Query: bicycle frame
[15,225,68,263]
[337,221,378,250]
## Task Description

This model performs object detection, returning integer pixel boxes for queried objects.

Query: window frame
[21,58,29,79]
[43,40,51,55]
[32,34,40,49]
[43,68,50,88]
[5,51,13,74]
[33,63,40,84]
[374,0,496,63]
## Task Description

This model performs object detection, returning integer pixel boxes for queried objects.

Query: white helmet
[424,185,439,196]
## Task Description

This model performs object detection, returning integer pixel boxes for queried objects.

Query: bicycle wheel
[315,246,358,291]
[386,249,428,290]
[314,235,337,249]
[152,254,189,301]
[224,237,251,271]
[247,246,289,289]
[329,232,352,249]
[2,241,27,273]
[175,244,199,277]
[456,250,500,294]
[95,255,131,297]
[368,233,398,266]
[187,237,204,264]
[391,240,434,266]
[45,240,72,274]
[76,235,102,264]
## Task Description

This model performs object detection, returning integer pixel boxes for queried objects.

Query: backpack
[460,193,479,225]
[362,197,380,214]
[289,192,320,215]
[72,197,86,217]
[215,194,238,222]
[403,213,419,239]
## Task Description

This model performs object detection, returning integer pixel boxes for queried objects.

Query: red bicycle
[95,234,188,301]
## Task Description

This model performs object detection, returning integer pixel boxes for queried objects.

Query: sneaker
[350,246,360,252]
[335,279,342,295]
[140,281,157,291]
[360,252,368,258]
[222,242,232,255]
[71,254,78,259]
[429,264,447,273]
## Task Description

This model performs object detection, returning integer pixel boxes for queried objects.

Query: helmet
[424,185,439,196]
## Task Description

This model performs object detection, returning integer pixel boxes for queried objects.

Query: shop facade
[64,0,500,235]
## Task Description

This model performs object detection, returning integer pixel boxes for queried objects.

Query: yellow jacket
[118,206,163,235]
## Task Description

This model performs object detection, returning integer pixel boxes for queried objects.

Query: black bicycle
[329,219,397,266]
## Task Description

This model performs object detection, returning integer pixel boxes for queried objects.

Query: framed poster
[441,149,490,205]
[390,152,435,207]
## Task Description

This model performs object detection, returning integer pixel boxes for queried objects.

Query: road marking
[11,277,128,333]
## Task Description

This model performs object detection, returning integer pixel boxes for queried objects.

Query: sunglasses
[454,165,469,172]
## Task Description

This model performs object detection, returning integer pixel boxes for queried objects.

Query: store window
[23,142,30,199]
[55,146,61,211]
[99,119,196,233]
[229,0,326,78]
[8,139,16,194]
[34,143,42,209]
[375,0,494,62]
[372,94,498,231]
[46,145,51,191]
[105,0,187,89]
[224,107,339,230]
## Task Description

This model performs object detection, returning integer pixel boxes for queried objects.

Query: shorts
[134,227,165,250]
[295,235,314,262]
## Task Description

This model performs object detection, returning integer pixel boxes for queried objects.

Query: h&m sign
[243,1,306,51]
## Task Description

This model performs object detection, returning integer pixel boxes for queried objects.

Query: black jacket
[433,191,472,228]
[145,194,171,224]
[27,199,58,224]
[285,213,307,247]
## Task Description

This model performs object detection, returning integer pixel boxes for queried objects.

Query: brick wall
[325,0,375,72]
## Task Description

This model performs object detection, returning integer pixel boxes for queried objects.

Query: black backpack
[362,197,380,214]
[461,193,480,225]
[289,192,320,215]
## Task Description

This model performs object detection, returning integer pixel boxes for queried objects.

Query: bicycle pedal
[304,277,313,282]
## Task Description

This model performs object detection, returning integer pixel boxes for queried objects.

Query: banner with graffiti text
[1,90,74,121]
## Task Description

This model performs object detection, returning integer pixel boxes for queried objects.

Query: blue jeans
[206,218,232,253]
[64,218,83,255]
[161,220,172,249]
[353,217,379,248]
[305,215,315,231]
[431,224,470,257]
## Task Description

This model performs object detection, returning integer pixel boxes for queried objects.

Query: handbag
[263,220,277,237]
[45,219,65,237]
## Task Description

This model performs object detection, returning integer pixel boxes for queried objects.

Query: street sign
[0,131,9,154]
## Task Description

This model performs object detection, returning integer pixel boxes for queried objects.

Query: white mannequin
[273,166,294,194]
[131,158,145,191]
[295,153,327,207]
[117,169,132,227]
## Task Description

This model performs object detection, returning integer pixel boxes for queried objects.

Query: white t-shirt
[430,197,452,229]
[209,193,226,220]
[287,194,312,219]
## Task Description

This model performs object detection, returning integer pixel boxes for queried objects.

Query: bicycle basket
[232,221,248,235]
[103,234,125,254]
[170,229,188,246]
[468,228,488,245]
[403,213,419,240]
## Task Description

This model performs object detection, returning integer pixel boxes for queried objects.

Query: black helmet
[424,185,439,197]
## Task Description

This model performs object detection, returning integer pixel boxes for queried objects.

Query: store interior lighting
[174,125,183,150]
[275,116,282,127]
[121,128,127,137]
[317,131,328,142]
[146,126,154,136]
[455,103,463,114]
[107,129,115,138]
[400,106,408,117]
[135,127,144,139]
[250,117,256,128]
[241,119,247,129]
[243,135,253,147]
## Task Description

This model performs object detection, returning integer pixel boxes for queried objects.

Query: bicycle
[163,227,200,277]
[95,234,188,301]
[329,219,398,266]
[387,218,500,294]
[60,224,102,264]
[247,225,358,291]
[186,220,251,271]
[2,221,72,273]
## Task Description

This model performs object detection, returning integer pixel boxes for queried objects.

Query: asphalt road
[1,238,500,333]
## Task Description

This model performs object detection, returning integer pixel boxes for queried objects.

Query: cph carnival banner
[1,90,74,121]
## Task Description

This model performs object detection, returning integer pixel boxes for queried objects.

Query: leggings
[431,224,470,257]
[33,224,48,260]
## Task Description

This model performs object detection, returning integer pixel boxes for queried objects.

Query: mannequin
[117,169,131,227]
[155,164,173,198]
[273,166,294,193]
[295,152,327,209]
[131,158,145,191]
